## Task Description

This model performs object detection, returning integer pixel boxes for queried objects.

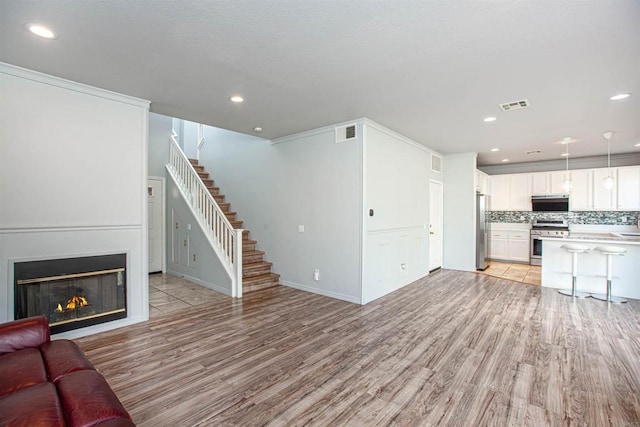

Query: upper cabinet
[592,168,617,210]
[475,169,489,195]
[489,166,638,212]
[489,174,531,211]
[617,166,640,211]
[531,171,570,195]
[569,169,592,210]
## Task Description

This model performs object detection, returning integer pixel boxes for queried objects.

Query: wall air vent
[431,155,442,173]
[525,149,541,155]
[499,99,530,112]
[336,124,357,143]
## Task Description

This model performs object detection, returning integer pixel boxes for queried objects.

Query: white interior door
[148,178,164,273]
[429,180,444,271]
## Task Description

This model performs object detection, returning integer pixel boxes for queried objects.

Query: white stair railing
[166,134,243,297]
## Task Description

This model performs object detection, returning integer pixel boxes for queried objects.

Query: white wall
[442,153,477,272]
[362,122,431,303]
[0,63,150,337]
[197,122,362,303]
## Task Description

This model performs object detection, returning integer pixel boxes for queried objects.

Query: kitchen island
[541,232,640,300]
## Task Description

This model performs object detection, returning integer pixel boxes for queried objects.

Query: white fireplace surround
[0,63,151,339]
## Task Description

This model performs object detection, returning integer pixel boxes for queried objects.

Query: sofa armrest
[0,316,50,355]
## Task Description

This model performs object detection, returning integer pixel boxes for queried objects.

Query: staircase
[189,159,280,293]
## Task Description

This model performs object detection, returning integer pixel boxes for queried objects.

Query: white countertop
[490,223,531,231]
[541,231,640,245]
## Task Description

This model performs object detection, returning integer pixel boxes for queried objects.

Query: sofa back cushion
[0,347,48,397]
[0,316,50,355]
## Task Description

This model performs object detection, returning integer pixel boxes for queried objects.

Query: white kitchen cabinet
[488,231,508,259]
[489,229,530,262]
[509,174,532,211]
[507,231,530,262]
[475,169,490,195]
[531,171,570,195]
[489,175,509,210]
[616,166,640,210]
[489,174,531,211]
[531,173,549,195]
[569,169,592,210]
[592,168,617,210]
[550,171,570,194]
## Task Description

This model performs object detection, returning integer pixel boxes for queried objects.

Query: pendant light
[603,131,615,190]
[561,138,572,191]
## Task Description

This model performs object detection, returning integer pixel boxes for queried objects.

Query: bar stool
[559,243,591,298]
[592,245,627,303]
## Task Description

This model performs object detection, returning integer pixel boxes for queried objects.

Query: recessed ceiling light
[490,148,500,152]
[610,93,631,101]
[230,95,244,103]
[559,137,576,144]
[253,127,263,133]
[26,23,57,39]
[501,158,510,162]
[635,142,640,147]
[561,153,570,157]
[483,117,497,122]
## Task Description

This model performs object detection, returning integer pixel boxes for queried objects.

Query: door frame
[429,179,444,272]
[148,176,166,273]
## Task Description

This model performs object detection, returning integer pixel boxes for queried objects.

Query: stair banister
[166,134,243,297]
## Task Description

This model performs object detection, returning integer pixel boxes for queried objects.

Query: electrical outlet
[298,225,305,233]
[313,268,320,281]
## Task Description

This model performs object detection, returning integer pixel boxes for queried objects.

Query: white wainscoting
[362,225,429,304]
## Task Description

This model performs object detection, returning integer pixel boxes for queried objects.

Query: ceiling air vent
[499,99,530,112]
[431,155,442,173]
[525,149,541,155]
[336,124,357,143]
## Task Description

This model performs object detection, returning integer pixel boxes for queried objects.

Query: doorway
[429,180,443,271]
[148,177,164,274]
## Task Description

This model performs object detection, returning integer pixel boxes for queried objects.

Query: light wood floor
[76,271,640,426]
[481,261,541,285]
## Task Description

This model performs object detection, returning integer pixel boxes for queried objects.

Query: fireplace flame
[56,296,89,312]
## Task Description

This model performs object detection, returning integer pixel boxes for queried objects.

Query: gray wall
[479,152,640,175]
[148,112,172,177]
[197,125,362,303]
[442,153,477,272]
[165,177,232,294]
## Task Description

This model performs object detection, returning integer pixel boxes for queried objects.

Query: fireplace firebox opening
[14,254,127,334]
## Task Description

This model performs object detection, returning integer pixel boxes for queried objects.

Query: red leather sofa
[0,316,134,427]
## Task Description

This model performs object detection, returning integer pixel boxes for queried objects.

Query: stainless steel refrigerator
[476,192,490,271]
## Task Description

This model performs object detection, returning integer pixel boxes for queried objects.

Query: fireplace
[14,254,127,334]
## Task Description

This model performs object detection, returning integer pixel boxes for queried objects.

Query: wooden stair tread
[242,272,280,286]
[243,281,280,293]
[189,160,280,295]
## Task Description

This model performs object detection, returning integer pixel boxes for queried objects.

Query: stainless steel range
[530,219,569,265]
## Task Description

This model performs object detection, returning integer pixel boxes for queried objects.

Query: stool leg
[592,254,627,303]
[559,252,590,298]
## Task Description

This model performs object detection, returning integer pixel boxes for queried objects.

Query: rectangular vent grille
[336,124,357,143]
[431,155,442,173]
[499,99,530,112]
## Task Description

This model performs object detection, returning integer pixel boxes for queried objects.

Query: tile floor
[479,261,541,285]
[148,273,230,318]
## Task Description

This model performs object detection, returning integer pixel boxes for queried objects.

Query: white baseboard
[280,280,361,305]
[166,269,232,297]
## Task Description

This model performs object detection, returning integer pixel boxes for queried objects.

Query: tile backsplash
[489,211,640,226]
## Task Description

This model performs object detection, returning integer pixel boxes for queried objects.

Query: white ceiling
[1,1,638,166]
